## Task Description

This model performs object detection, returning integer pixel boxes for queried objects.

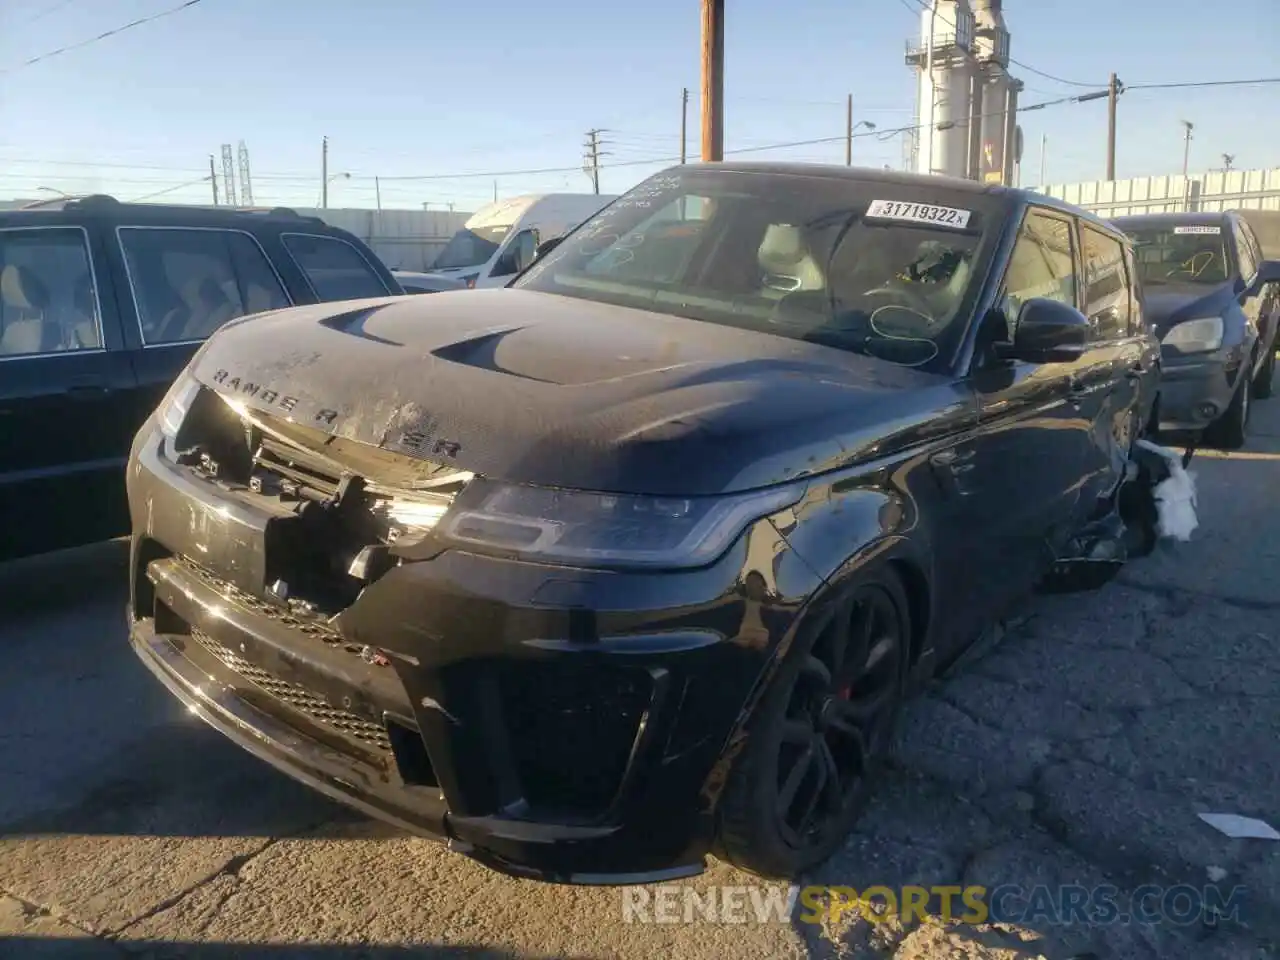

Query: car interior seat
[0,264,53,356]
[757,224,824,293]
[176,275,240,342]
[69,273,101,349]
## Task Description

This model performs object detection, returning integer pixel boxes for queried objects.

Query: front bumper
[126,427,803,884]
[1156,348,1244,431]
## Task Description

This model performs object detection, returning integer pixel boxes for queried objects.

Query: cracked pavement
[3,399,1279,959]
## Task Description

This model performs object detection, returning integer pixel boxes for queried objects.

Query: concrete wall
[297,207,475,272]
[1032,167,1280,218]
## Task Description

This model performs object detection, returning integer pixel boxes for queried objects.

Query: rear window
[514,169,1002,370]
[282,234,390,302]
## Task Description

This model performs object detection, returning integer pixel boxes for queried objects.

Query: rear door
[109,225,294,435]
[1236,219,1279,360]
[963,207,1101,605]
[0,223,137,558]
[1079,222,1145,494]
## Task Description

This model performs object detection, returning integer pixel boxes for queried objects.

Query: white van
[426,193,618,289]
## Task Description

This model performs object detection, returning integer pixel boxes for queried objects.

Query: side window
[1121,244,1147,335]
[492,228,540,278]
[1232,221,1258,282]
[1001,210,1077,331]
[0,228,103,358]
[120,228,290,346]
[281,234,389,301]
[1080,225,1131,341]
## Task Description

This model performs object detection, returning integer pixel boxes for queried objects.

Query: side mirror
[534,236,563,261]
[994,297,1090,364]
[1246,259,1280,296]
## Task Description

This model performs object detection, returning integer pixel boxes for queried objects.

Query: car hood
[1142,282,1236,337]
[190,290,961,496]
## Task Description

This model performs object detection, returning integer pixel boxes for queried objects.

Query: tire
[714,567,911,879]
[1206,372,1251,450]
[1254,346,1275,400]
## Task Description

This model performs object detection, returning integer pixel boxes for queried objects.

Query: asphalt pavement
[3,400,1279,960]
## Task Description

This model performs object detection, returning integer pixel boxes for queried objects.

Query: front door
[0,224,137,559]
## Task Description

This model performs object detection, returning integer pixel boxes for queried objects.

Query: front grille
[497,660,653,816]
[191,626,392,752]
[178,556,346,647]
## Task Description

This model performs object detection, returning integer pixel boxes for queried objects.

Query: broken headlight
[1162,316,1223,353]
[434,479,804,570]
[157,371,201,443]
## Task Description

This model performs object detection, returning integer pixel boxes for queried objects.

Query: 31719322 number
[865,199,973,230]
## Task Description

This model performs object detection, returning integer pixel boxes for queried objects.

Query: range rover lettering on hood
[208,368,464,460]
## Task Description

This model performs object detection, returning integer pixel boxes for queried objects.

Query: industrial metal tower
[220,144,238,207]
[237,140,254,207]
[905,0,1022,183]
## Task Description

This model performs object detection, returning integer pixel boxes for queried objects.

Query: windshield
[1122,224,1231,287]
[432,224,512,270]
[512,169,999,369]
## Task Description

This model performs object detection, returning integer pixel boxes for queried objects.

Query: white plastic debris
[1135,439,1199,541]
[1198,813,1280,840]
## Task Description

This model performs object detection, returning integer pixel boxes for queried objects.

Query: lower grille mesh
[191,626,392,751]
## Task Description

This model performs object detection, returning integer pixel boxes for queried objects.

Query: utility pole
[680,87,689,164]
[321,136,329,209]
[846,94,853,166]
[700,0,724,161]
[1106,72,1120,181]
[1040,134,1047,186]
[493,180,498,203]
[583,129,608,194]
[208,155,219,205]
[1181,120,1194,177]
[375,176,382,211]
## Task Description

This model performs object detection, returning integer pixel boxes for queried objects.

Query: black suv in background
[0,195,403,561]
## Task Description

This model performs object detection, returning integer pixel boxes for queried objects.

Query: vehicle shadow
[0,939,565,959]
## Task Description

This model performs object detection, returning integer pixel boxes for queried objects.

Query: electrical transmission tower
[583,129,610,195]
[220,143,238,207]
[237,140,254,207]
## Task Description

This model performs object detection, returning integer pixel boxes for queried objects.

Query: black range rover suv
[0,196,402,561]
[125,163,1166,885]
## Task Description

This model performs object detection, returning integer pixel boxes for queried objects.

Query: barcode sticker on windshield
[1174,225,1221,235]
[865,199,972,230]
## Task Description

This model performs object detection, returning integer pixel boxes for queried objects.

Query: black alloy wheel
[715,570,910,878]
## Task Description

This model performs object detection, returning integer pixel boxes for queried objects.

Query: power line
[1,0,206,74]
[18,0,81,26]
[1126,77,1280,91]
[128,176,212,203]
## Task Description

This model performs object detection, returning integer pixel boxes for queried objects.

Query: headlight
[1162,316,1223,353]
[158,371,201,442]
[434,479,804,569]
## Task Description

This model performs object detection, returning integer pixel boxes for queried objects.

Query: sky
[0,0,1276,214]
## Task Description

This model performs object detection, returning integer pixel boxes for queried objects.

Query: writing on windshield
[1124,226,1229,286]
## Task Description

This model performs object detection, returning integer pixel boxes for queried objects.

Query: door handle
[1124,361,1147,380]
[63,384,113,400]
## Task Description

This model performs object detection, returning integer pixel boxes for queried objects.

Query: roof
[665,161,1115,225]
[0,194,328,229]
[1110,211,1229,229]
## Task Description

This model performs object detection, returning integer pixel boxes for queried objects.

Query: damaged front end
[1038,440,1198,594]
